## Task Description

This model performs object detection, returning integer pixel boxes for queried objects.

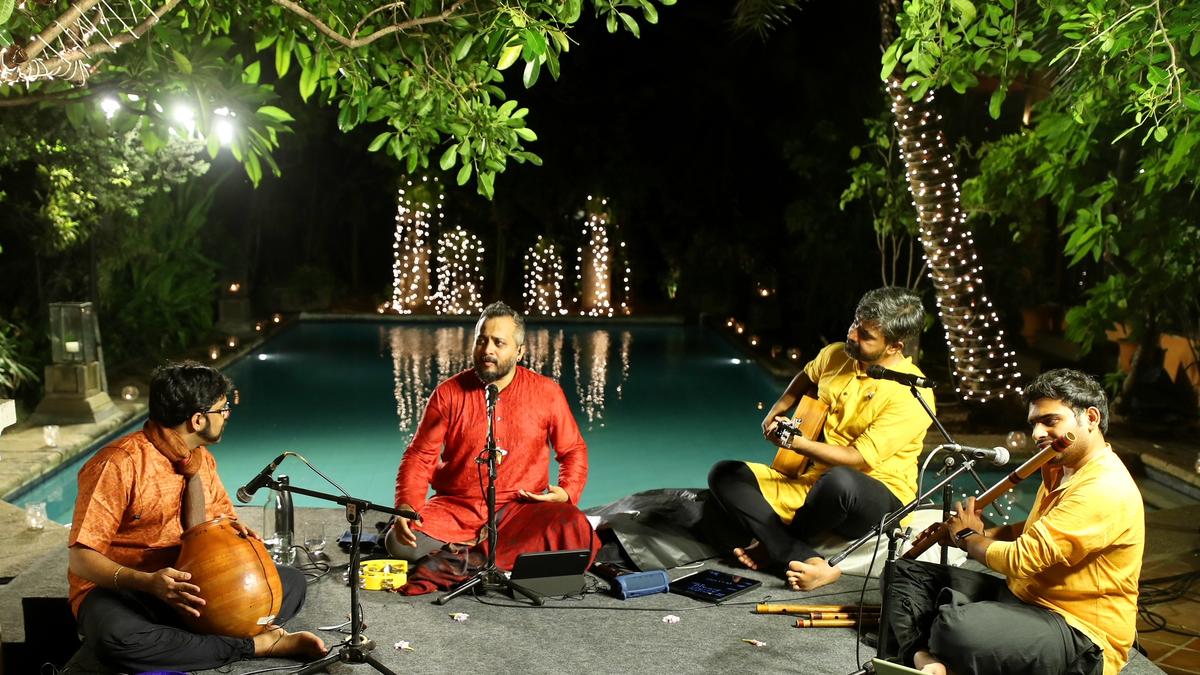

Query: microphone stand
[829,382,1000,673]
[434,385,542,606]
[257,476,418,675]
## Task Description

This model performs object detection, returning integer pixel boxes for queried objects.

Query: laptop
[871,658,927,674]
[508,549,591,598]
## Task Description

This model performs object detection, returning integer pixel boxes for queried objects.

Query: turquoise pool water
[15,321,1041,526]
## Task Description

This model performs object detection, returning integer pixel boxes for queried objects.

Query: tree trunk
[880,2,1023,403]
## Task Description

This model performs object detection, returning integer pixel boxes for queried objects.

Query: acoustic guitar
[769,393,829,478]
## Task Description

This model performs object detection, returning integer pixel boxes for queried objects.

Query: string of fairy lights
[574,196,632,317]
[389,177,442,314]
[523,236,569,316]
[432,226,485,315]
[888,79,1023,402]
[385,184,631,317]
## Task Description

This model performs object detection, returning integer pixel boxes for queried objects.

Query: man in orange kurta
[887,368,1144,675]
[67,362,326,672]
[385,302,596,591]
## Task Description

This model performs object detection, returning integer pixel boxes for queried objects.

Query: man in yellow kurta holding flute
[888,368,1144,675]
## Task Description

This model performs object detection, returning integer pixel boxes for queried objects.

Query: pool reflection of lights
[257,354,268,361]
[729,358,742,365]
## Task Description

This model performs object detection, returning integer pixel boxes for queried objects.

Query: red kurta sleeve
[395,384,452,510]
[546,382,588,505]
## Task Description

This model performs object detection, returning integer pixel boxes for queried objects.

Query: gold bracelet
[113,565,124,589]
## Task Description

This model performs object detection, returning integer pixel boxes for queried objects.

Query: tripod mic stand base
[435,565,543,606]
[295,634,396,675]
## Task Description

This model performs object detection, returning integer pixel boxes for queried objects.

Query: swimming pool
[15,321,1041,526]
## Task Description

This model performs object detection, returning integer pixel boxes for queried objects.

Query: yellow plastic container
[359,559,408,591]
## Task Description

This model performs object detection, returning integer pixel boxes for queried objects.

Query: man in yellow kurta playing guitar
[707,286,934,591]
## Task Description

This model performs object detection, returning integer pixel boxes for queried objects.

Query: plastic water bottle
[263,474,295,565]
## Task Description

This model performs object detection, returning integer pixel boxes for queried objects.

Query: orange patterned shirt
[67,430,237,616]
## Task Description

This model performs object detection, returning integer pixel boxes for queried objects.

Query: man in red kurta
[386,301,596,592]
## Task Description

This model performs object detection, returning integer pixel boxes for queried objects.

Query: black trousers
[705,461,901,574]
[886,559,1103,675]
[77,564,307,673]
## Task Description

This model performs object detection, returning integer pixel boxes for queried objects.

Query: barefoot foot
[785,556,841,591]
[732,540,769,571]
[255,626,329,660]
[914,650,949,675]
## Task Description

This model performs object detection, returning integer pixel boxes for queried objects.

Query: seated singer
[385,301,596,590]
[67,362,326,673]
[888,369,1144,675]
[707,286,933,591]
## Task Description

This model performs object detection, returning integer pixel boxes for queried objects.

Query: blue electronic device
[601,567,670,599]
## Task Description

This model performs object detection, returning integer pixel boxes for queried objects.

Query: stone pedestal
[0,399,15,435]
[29,362,116,425]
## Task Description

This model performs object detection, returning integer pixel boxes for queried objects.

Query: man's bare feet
[732,540,769,571]
[254,626,329,660]
[914,650,950,675]
[785,556,841,591]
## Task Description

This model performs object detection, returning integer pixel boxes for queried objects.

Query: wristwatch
[954,527,979,547]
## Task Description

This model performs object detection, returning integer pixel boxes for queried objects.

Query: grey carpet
[5,507,1166,674]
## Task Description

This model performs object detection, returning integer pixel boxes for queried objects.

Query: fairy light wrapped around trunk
[889,79,1022,403]
[390,176,441,314]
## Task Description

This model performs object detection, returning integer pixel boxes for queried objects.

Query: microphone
[236,452,289,503]
[485,383,499,406]
[945,444,1011,466]
[866,364,936,389]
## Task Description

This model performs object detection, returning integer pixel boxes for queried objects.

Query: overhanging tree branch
[271,0,470,49]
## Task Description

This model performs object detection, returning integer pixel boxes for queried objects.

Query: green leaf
[522,58,541,88]
[456,161,473,186]
[618,12,640,38]
[367,131,392,152]
[172,50,192,75]
[479,170,495,200]
[299,60,319,102]
[275,35,292,78]
[1153,126,1168,143]
[254,34,276,53]
[988,89,1005,119]
[242,60,261,84]
[949,0,976,24]
[142,129,164,155]
[515,127,537,142]
[452,34,474,61]
[1190,32,1200,58]
[1016,49,1041,63]
[498,100,518,117]
[1183,93,1200,112]
[439,143,458,170]
[564,0,582,23]
[641,1,659,24]
[497,44,522,70]
[0,0,15,26]
[549,29,570,54]
[256,105,295,124]
[206,133,221,159]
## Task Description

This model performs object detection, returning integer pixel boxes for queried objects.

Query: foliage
[1,0,678,197]
[890,0,1200,353]
[839,108,925,287]
[98,183,221,363]
[0,317,37,398]
[0,111,209,253]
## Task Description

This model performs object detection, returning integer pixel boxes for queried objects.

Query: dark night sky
[206,1,891,346]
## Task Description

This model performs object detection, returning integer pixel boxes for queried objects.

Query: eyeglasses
[200,390,239,419]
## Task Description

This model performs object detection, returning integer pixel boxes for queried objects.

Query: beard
[845,340,873,362]
[199,423,224,444]
[474,353,517,384]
